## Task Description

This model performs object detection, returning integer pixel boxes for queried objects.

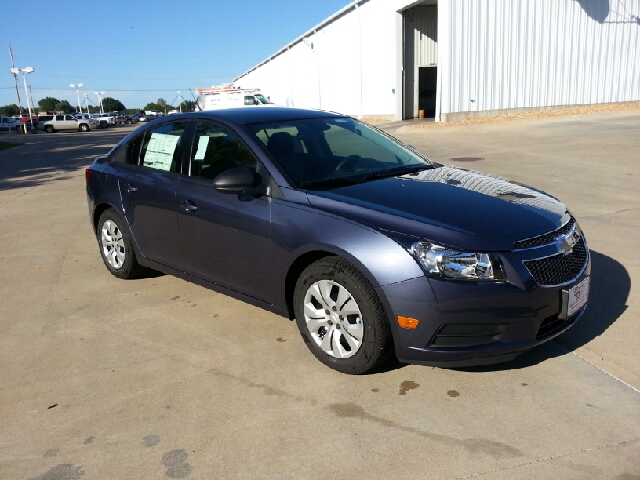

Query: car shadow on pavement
[456,250,630,372]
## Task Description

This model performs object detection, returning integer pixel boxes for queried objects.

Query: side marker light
[397,316,419,330]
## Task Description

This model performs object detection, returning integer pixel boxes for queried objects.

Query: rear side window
[56,115,64,121]
[139,122,187,173]
[125,134,143,164]
[39,115,53,122]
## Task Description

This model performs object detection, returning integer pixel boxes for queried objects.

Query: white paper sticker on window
[193,135,210,161]
[143,133,180,171]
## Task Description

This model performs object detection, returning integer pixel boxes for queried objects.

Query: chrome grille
[515,217,576,250]
[524,235,588,286]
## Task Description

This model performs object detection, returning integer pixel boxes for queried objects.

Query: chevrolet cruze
[85,108,590,374]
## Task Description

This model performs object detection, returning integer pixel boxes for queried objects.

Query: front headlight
[410,242,505,281]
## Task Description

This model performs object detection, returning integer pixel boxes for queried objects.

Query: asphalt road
[0,114,638,480]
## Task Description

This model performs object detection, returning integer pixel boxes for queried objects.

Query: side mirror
[213,167,267,196]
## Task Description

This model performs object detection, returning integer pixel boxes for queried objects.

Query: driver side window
[189,122,256,181]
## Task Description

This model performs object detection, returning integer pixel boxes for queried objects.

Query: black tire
[44,125,54,133]
[293,257,392,374]
[97,209,145,279]
[79,123,89,132]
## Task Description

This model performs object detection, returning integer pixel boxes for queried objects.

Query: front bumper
[378,249,590,368]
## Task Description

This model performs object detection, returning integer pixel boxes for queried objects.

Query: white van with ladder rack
[195,86,274,111]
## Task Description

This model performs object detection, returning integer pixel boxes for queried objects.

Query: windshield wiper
[361,164,435,181]
[299,177,361,190]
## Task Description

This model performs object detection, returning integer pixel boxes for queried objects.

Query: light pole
[84,94,90,113]
[70,83,84,114]
[177,91,182,113]
[95,91,105,113]
[10,66,35,131]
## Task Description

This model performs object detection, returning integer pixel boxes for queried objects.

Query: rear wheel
[293,257,392,374]
[44,125,54,133]
[97,209,144,279]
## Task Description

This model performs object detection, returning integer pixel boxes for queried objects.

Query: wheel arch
[92,202,116,235]
[283,244,390,321]
[284,250,335,320]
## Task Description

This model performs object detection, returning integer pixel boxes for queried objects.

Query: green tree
[0,104,21,116]
[180,100,196,112]
[144,102,167,112]
[54,100,75,114]
[38,97,60,112]
[101,97,126,112]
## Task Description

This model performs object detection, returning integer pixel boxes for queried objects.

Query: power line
[1,86,196,92]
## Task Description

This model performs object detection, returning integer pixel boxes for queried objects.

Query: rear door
[63,115,79,130]
[176,120,274,302]
[116,120,191,268]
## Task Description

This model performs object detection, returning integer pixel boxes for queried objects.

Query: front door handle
[125,183,137,193]
[180,200,198,212]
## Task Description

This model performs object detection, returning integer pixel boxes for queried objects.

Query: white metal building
[234,0,640,122]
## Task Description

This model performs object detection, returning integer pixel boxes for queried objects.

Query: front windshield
[255,94,273,105]
[249,117,433,189]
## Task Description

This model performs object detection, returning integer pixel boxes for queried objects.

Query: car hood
[306,165,569,252]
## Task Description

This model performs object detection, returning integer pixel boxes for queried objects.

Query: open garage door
[403,2,438,119]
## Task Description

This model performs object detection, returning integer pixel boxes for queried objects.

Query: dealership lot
[1,113,638,479]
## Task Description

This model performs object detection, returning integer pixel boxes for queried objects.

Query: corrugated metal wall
[235,1,404,121]
[439,0,640,119]
[413,6,438,66]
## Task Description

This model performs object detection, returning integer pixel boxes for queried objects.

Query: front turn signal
[397,316,419,330]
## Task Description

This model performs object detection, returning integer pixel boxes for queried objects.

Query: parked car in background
[89,113,116,128]
[74,113,99,129]
[85,107,591,374]
[12,113,38,132]
[37,114,92,133]
[0,117,19,132]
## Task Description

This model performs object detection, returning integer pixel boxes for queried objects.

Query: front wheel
[293,257,392,374]
[97,209,144,279]
[79,123,89,132]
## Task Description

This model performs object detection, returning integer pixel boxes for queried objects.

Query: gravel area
[411,102,640,128]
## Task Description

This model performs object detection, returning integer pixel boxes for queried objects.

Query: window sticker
[193,135,210,161]
[144,133,180,171]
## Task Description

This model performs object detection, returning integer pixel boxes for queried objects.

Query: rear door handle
[180,200,198,212]
[125,183,137,193]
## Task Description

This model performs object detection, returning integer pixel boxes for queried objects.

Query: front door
[118,120,190,269]
[176,120,273,303]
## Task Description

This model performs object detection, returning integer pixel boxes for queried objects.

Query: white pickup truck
[89,113,116,128]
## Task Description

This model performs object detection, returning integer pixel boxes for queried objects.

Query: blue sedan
[85,108,590,374]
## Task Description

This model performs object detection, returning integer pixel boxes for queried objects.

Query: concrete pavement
[0,114,638,479]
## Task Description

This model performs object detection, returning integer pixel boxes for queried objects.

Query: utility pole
[8,43,23,114]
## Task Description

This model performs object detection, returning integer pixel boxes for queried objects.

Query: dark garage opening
[419,66,437,118]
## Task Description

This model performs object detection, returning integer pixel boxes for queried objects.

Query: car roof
[185,107,345,125]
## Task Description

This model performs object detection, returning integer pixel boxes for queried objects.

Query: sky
[1,0,351,110]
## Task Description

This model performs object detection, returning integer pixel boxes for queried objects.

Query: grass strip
[0,141,23,151]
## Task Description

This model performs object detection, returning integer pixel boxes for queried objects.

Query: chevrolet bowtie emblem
[558,230,579,255]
